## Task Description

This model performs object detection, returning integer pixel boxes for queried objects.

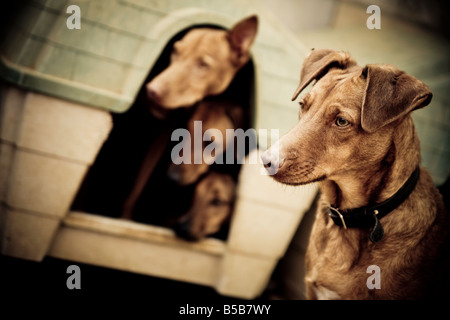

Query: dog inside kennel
[71,23,256,241]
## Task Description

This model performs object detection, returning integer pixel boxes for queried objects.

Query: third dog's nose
[173,219,197,241]
[261,149,284,174]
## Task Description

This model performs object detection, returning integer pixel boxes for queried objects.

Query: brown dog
[168,99,244,186]
[262,49,449,299]
[121,16,257,219]
[146,16,258,120]
[173,171,236,241]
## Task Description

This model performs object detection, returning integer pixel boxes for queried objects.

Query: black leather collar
[327,166,421,243]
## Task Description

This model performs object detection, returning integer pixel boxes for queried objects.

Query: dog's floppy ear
[292,49,356,101]
[228,15,258,66]
[361,64,432,133]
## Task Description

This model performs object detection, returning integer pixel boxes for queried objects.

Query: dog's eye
[298,101,305,119]
[198,57,210,69]
[335,117,350,127]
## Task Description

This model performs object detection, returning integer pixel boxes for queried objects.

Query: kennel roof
[0,0,308,121]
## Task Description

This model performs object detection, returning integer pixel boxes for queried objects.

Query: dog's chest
[310,282,342,300]
[305,208,370,299]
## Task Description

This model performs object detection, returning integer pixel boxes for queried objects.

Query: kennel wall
[0,0,317,299]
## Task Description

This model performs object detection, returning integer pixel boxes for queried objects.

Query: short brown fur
[121,16,257,219]
[168,99,243,186]
[146,16,257,119]
[174,171,235,240]
[263,49,449,299]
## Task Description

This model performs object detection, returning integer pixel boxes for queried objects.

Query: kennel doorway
[70,24,256,236]
[0,1,316,299]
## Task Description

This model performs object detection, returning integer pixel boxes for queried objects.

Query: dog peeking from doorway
[120,15,257,221]
[72,16,257,243]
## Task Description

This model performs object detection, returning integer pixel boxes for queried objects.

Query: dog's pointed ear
[360,64,432,133]
[292,49,357,101]
[228,15,258,65]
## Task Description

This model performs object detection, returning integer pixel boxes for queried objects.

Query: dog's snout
[173,219,197,241]
[146,82,163,102]
[167,165,181,182]
[261,148,285,174]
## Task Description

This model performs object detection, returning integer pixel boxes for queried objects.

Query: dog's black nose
[261,149,284,175]
[173,220,197,242]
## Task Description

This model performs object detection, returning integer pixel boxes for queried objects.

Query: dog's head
[146,15,258,119]
[262,49,432,186]
[168,100,243,186]
[173,171,235,241]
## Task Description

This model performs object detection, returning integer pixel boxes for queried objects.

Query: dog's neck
[320,118,421,211]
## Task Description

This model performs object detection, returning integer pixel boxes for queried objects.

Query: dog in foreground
[262,49,450,299]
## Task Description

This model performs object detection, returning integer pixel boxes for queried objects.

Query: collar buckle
[329,206,347,230]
